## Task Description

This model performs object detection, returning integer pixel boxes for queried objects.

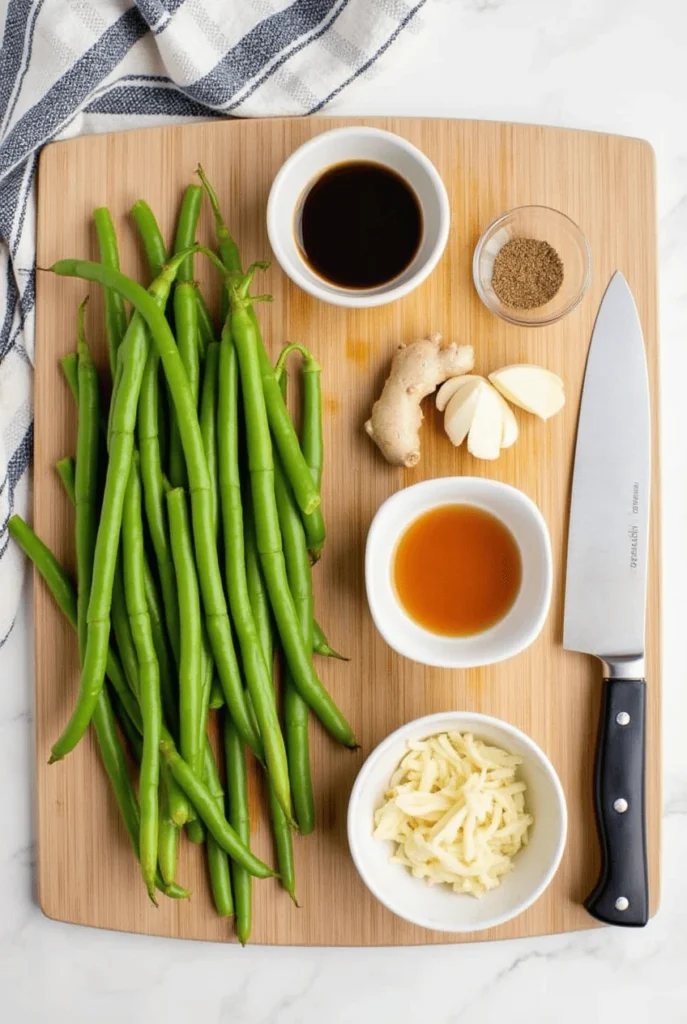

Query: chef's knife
[563,271,650,927]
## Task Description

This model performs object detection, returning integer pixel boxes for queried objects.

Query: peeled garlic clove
[495,392,519,448]
[443,378,484,447]
[489,365,565,421]
[467,383,503,460]
[435,374,484,412]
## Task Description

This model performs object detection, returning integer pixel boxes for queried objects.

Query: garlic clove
[467,383,503,460]
[435,375,484,412]
[489,365,565,421]
[443,378,484,447]
[495,392,519,448]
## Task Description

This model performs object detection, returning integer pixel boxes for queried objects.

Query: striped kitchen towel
[0,0,426,642]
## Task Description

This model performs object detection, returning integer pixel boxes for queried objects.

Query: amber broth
[393,504,522,637]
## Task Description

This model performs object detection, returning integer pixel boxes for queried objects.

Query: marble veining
[3,0,687,1019]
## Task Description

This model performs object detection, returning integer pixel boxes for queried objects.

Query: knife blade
[563,271,650,927]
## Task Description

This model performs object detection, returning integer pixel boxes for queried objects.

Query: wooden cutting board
[34,117,660,945]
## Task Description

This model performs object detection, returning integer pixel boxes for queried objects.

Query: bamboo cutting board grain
[34,118,660,945]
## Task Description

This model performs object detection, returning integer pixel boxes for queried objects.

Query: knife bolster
[600,655,645,680]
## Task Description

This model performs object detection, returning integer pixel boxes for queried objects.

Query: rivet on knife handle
[585,677,649,927]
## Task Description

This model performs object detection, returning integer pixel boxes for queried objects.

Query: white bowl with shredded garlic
[348,712,566,933]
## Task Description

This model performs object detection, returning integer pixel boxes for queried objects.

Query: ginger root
[365,334,474,467]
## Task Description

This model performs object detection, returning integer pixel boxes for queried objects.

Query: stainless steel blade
[563,272,650,661]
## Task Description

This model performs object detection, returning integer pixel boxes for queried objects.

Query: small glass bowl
[473,205,591,327]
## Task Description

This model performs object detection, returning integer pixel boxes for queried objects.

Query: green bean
[200,341,220,537]
[298,357,326,557]
[56,456,76,505]
[62,352,109,437]
[9,516,88,673]
[7,514,189,901]
[198,646,214,774]
[204,739,234,917]
[139,341,180,664]
[300,353,323,489]
[130,200,167,280]
[243,517,271,673]
[93,207,128,381]
[218,329,292,819]
[108,354,123,452]
[158,770,179,886]
[51,256,260,757]
[313,620,348,661]
[49,251,192,762]
[123,454,162,904]
[185,814,206,843]
[158,380,170,472]
[74,299,99,654]
[177,284,200,408]
[140,558,191,826]
[275,345,326,558]
[275,369,314,834]
[114,558,189,827]
[268,788,297,904]
[245,518,297,900]
[111,556,141,696]
[60,353,79,405]
[197,171,319,516]
[109,684,143,757]
[167,788,191,828]
[196,166,242,273]
[142,554,178,734]
[209,676,224,709]
[169,281,199,487]
[72,301,120,883]
[54,462,146,736]
[57,375,140,715]
[97,685,188,900]
[195,293,216,355]
[173,185,202,283]
[52,460,142,737]
[168,423,184,490]
[91,691,141,863]
[63,350,109,439]
[132,195,214,349]
[224,714,251,944]
[159,732,275,878]
[74,313,124,888]
[185,645,212,845]
[227,272,356,749]
[185,820,205,849]
[166,487,203,782]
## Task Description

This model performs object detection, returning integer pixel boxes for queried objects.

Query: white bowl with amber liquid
[365,477,552,669]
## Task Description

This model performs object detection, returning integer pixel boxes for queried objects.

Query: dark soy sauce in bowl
[298,161,423,290]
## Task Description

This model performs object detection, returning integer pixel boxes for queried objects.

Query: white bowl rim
[365,477,553,669]
[266,126,451,309]
[347,710,568,933]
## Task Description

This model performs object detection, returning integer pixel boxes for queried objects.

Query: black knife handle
[585,678,648,927]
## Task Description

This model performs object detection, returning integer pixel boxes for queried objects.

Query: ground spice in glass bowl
[491,237,564,310]
[473,206,591,327]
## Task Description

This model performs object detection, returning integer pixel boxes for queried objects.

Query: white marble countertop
[3,1,687,1020]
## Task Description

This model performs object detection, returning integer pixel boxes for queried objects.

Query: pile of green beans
[12,172,353,941]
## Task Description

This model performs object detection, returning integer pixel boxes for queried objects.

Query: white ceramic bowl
[348,711,567,933]
[365,477,552,669]
[266,127,450,308]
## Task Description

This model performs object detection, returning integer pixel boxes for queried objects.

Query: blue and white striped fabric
[0,0,426,642]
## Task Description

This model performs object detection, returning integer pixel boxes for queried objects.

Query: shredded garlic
[373,731,533,897]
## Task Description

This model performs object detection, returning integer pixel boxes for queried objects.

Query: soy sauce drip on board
[298,161,423,290]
